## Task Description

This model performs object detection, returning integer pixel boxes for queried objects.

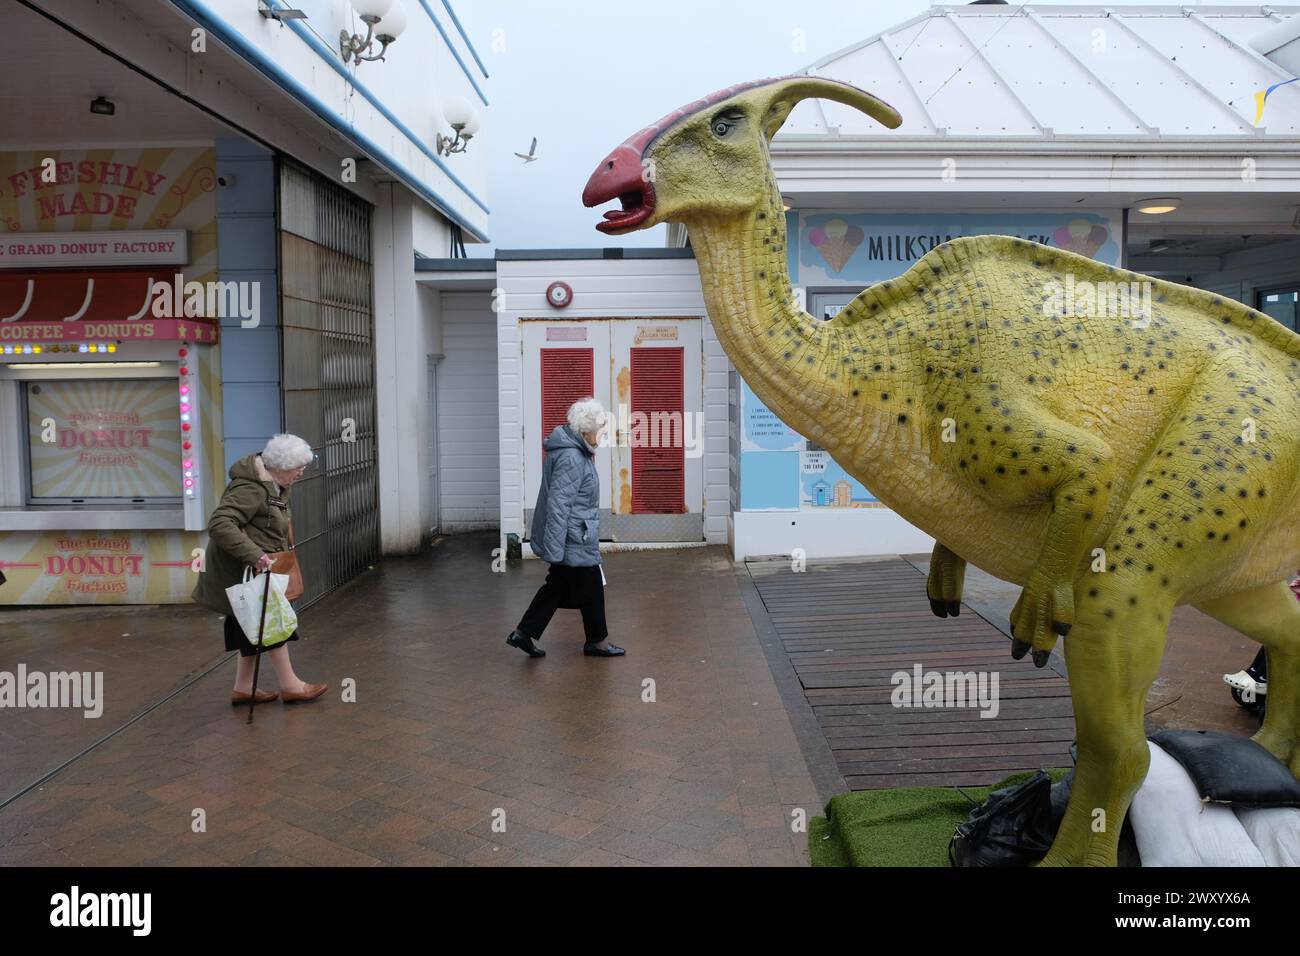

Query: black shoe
[583,642,625,657]
[507,630,545,658]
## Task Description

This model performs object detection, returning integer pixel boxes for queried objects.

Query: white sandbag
[1234,807,1300,867]
[1129,741,1266,867]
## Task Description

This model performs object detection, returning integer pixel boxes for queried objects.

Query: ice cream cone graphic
[809,218,865,273]
[1053,219,1108,258]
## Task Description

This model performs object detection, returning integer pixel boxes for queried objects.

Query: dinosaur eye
[711,119,732,137]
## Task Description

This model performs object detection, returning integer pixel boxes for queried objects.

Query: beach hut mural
[811,479,832,507]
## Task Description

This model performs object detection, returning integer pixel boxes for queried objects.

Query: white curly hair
[567,397,607,437]
[261,433,314,471]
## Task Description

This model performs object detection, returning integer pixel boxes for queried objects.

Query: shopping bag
[225,568,297,648]
[257,573,298,648]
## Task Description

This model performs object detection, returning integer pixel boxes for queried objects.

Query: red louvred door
[539,348,594,456]
[630,346,685,513]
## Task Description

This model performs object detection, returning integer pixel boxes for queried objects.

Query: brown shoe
[232,689,278,704]
[281,682,327,703]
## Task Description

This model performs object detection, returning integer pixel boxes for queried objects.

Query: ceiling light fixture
[9,361,160,370]
[90,96,115,116]
[1135,197,1180,215]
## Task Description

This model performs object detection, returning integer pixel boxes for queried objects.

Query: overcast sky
[453,0,1271,253]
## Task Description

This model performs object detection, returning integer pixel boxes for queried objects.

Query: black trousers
[517,563,607,643]
[1248,646,1268,682]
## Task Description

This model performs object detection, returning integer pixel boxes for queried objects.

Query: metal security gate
[278,160,378,607]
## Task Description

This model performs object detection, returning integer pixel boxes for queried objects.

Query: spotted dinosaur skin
[584,76,1300,866]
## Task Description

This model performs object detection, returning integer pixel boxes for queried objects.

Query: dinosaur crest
[582,75,901,234]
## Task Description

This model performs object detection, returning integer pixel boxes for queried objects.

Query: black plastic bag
[1049,771,1073,832]
[952,766,1142,867]
[949,770,1056,867]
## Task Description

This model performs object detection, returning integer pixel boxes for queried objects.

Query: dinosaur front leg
[999,423,1114,667]
[1197,581,1300,776]
[1040,583,1170,866]
[926,542,966,617]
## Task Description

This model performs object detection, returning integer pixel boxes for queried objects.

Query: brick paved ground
[0,603,228,801]
[1,535,1266,868]
[0,535,819,866]
[1148,605,1260,736]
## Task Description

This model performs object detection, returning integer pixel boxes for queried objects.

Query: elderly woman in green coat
[193,434,327,704]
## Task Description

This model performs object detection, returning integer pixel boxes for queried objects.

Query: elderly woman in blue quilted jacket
[507,397,625,659]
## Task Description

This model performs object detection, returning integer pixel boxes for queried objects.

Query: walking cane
[247,568,273,725]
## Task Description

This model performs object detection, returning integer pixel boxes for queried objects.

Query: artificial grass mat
[809,768,1072,867]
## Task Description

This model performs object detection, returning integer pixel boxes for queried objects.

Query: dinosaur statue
[582,75,1300,866]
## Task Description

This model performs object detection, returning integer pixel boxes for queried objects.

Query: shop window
[24,378,181,504]
[1257,286,1299,333]
[810,291,863,321]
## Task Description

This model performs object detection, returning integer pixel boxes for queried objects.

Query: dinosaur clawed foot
[926,545,966,619]
[1009,573,1074,668]
[1010,638,1053,668]
[929,597,962,618]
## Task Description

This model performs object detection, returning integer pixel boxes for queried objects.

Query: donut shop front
[0,147,226,605]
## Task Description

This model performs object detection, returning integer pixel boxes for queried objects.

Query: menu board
[27,379,180,499]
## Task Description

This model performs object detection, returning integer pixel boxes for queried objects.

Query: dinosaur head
[582,75,901,235]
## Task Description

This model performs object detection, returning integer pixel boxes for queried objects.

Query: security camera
[217,173,238,188]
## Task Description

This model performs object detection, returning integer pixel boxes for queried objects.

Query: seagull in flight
[514,137,538,163]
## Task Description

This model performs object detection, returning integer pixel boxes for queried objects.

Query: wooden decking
[747,558,1075,790]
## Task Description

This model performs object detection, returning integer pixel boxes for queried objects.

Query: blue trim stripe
[416,0,488,105]
[167,0,490,240]
[440,0,489,79]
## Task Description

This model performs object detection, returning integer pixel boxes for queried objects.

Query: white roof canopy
[781,4,1300,141]
[770,4,1300,233]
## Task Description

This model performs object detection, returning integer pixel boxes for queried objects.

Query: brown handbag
[268,521,303,601]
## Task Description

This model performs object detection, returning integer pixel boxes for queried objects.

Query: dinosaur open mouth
[601,191,648,227]
[582,146,657,234]
[589,185,655,234]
